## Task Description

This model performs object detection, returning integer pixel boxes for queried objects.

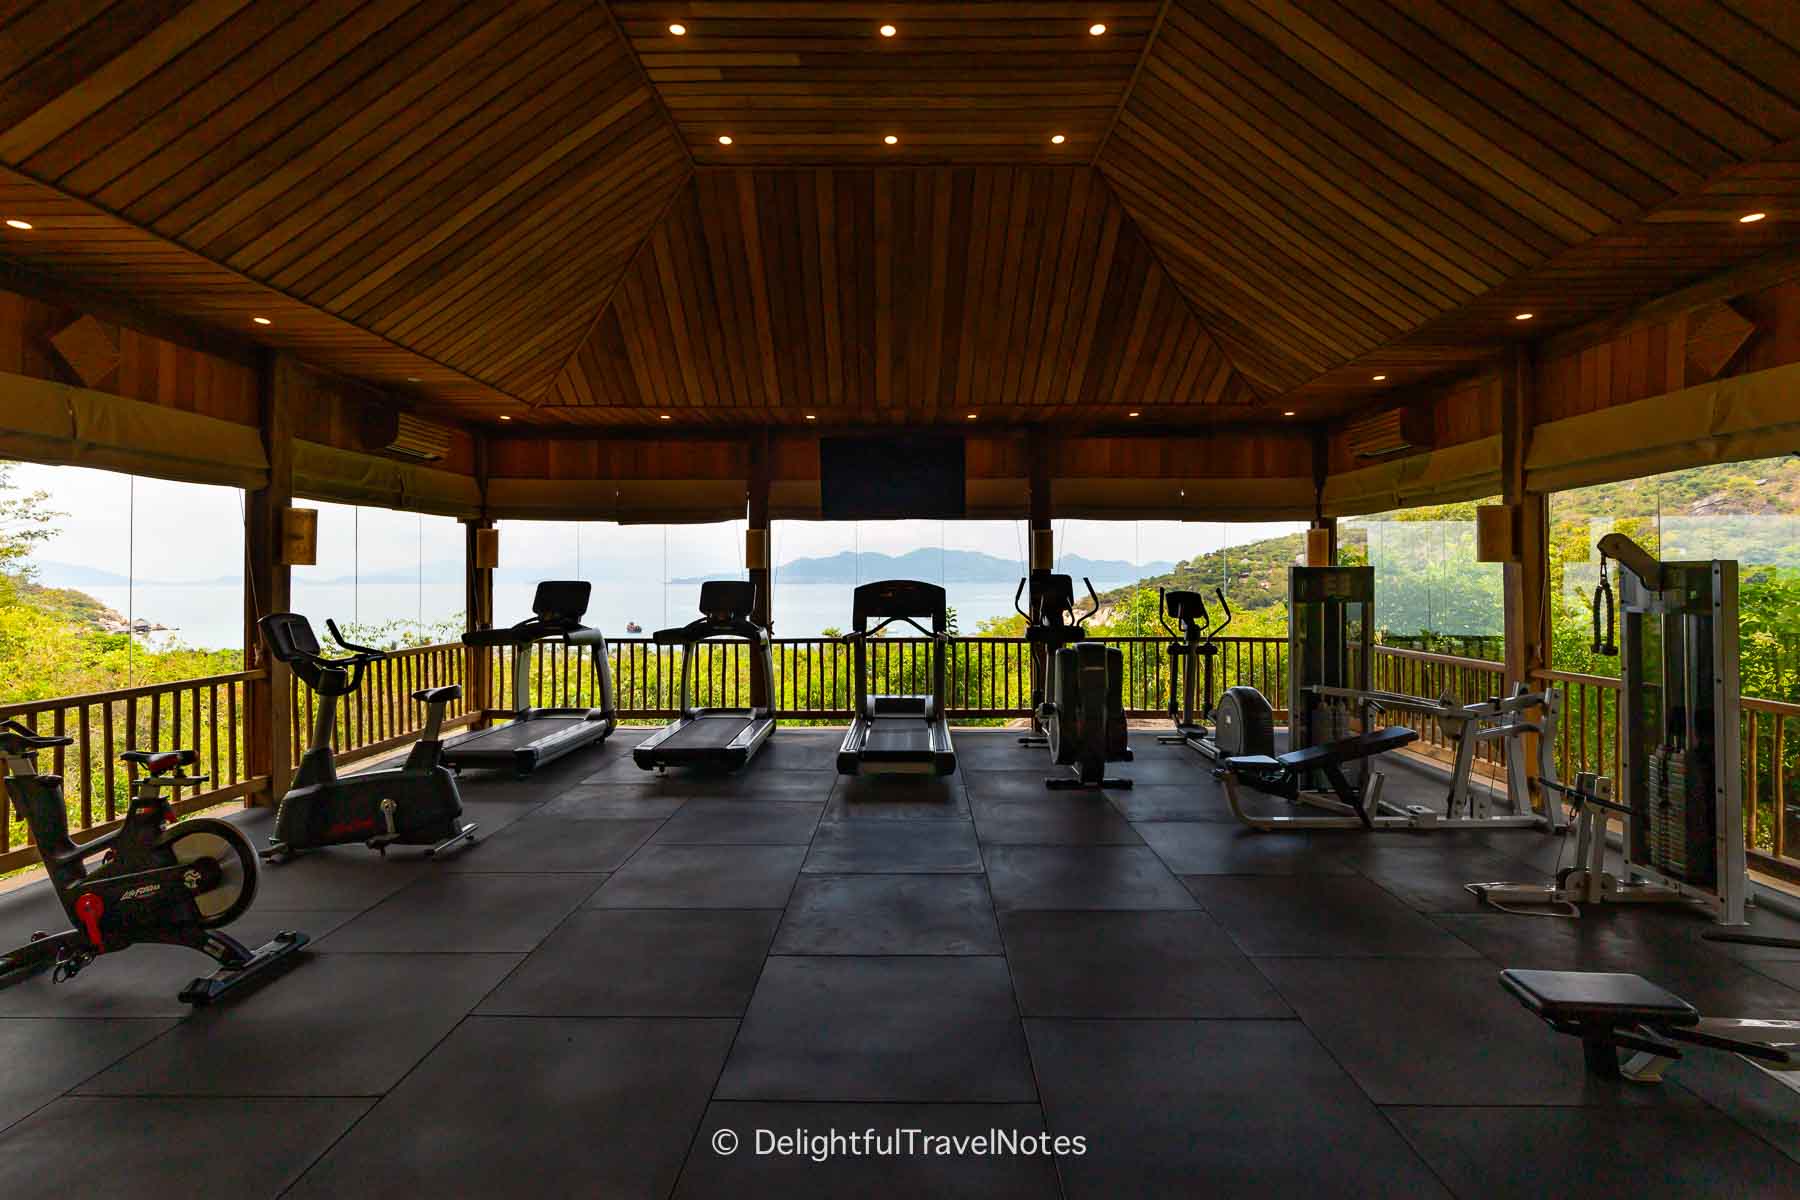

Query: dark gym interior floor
[2,728,1798,1199]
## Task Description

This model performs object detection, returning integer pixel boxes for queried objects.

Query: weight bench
[1217,726,1422,831]
[1502,968,1800,1086]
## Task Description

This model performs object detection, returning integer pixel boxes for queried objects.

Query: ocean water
[76,577,1138,652]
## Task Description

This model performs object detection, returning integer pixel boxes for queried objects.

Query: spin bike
[1015,570,1133,789]
[1157,586,1275,763]
[0,722,308,1005]
[259,613,477,862]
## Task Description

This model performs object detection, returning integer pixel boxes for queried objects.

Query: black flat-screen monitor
[819,435,966,520]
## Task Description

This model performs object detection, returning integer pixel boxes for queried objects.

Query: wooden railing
[286,642,478,768]
[0,670,264,875]
[1371,645,1508,766]
[489,635,1292,723]
[1534,667,1800,882]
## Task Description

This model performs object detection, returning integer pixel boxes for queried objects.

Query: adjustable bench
[1218,726,1424,831]
[1501,968,1799,1086]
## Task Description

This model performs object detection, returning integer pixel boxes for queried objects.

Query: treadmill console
[532,580,592,622]
[698,580,756,621]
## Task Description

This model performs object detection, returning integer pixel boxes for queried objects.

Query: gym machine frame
[1156,585,1275,763]
[1469,534,1747,923]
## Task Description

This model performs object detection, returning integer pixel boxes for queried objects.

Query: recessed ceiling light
[879,23,897,37]
[498,414,512,421]
[668,23,686,36]
[1089,23,1107,36]
[805,414,817,421]
[1128,411,1140,417]
[252,316,272,325]
[1371,374,1387,381]
[1282,410,1297,417]
[883,134,898,145]
[966,413,977,420]
[718,135,733,145]
[1514,312,1534,321]
[4,218,31,230]
[406,376,420,383]
[1051,134,1066,145]
[1740,211,1767,223]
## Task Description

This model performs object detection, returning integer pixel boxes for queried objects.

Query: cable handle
[1591,554,1617,657]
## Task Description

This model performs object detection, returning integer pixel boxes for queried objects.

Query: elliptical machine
[0,722,308,1005]
[258,613,477,863]
[1157,585,1274,763]
[1015,569,1133,790]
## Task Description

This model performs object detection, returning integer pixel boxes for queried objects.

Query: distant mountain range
[680,548,1172,586]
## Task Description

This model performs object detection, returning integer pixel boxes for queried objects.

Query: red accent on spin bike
[74,893,106,948]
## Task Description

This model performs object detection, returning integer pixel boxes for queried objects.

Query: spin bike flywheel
[165,818,260,927]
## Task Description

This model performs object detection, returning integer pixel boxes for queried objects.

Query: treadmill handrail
[652,616,770,646]
[842,615,947,642]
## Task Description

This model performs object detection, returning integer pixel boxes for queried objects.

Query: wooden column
[1308,426,1337,563]
[244,352,295,805]
[1501,344,1550,805]
[747,428,772,708]
[462,516,496,726]
[1027,426,1053,572]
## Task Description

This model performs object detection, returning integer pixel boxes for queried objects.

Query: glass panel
[1339,498,1505,662]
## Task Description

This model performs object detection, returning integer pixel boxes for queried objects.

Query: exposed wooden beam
[1091,0,1171,168]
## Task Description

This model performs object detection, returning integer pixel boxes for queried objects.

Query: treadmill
[633,580,776,772]
[836,579,957,776]
[444,581,616,775]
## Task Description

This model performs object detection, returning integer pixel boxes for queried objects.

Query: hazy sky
[9,461,1303,582]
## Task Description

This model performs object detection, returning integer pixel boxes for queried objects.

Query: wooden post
[747,428,772,708]
[1309,426,1337,563]
[1501,344,1550,804]
[1027,425,1052,572]
[244,352,295,804]
[463,516,496,726]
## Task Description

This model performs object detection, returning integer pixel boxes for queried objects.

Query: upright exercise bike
[1016,570,1133,790]
[0,722,308,1005]
[258,613,477,862]
[1158,586,1274,763]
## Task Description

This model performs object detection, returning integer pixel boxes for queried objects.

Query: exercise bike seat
[411,685,462,705]
[120,748,198,773]
[1500,969,1698,1028]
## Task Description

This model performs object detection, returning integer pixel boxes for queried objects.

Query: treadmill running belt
[865,725,934,755]
[456,719,582,751]
[661,717,748,751]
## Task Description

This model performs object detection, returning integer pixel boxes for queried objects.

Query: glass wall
[288,500,466,648]
[1340,499,1505,661]
[1,460,245,700]
[1549,455,1800,700]
[493,518,746,637]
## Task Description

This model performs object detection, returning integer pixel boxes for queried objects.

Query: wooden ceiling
[0,1,1795,432]
[543,165,1256,426]
[612,1,1157,163]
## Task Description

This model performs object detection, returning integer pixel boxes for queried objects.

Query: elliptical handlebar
[1013,577,1029,621]
[1078,578,1100,625]
[1207,587,1232,640]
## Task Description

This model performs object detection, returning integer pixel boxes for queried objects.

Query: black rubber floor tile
[674,1102,1062,1199]
[1256,956,1700,1107]
[652,799,824,844]
[1349,842,1553,912]
[773,875,1001,955]
[478,908,779,1016]
[1104,783,1233,822]
[0,1019,176,1133]
[1389,1105,1796,1199]
[1135,819,1355,875]
[438,814,660,872]
[286,1017,735,1200]
[318,872,601,953]
[1028,1019,1449,1199]
[984,845,1196,910]
[826,773,972,820]
[1000,910,1289,1018]
[803,819,984,873]
[971,795,1144,845]
[226,842,438,910]
[962,768,1093,801]
[1431,912,1800,1015]
[1638,1042,1800,1165]
[1184,875,1481,957]
[529,784,691,819]
[0,1097,371,1200]
[750,731,844,772]
[0,908,355,1018]
[589,844,806,908]
[77,952,521,1096]
[718,956,1035,1101]
[949,730,1043,769]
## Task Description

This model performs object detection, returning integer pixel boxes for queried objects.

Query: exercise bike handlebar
[324,619,386,660]
[0,719,75,753]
